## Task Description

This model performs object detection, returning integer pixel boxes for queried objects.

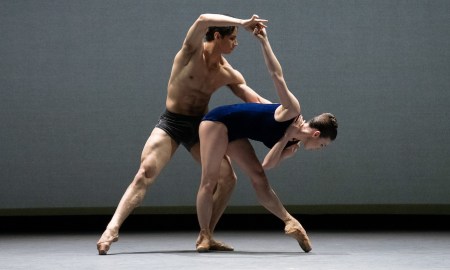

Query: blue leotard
[203,103,297,148]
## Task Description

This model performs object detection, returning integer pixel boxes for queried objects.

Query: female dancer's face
[303,137,331,150]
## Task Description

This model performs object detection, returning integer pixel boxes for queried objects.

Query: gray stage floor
[1,231,449,270]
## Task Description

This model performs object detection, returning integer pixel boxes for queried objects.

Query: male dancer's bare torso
[166,33,244,116]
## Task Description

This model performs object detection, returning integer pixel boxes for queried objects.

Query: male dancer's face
[218,28,238,54]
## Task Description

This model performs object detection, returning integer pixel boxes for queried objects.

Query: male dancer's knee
[218,170,237,193]
[133,162,158,188]
[250,169,270,193]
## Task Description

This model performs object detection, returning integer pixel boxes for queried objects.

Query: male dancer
[96,14,270,255]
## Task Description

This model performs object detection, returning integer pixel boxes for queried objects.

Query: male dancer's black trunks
[155,109,203,151]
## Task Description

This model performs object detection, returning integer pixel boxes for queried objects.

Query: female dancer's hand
[285,115,305,140]
[253,24,268,40]
[283,141,301,158]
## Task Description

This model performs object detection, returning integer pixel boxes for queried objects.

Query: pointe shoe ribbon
[285,224,312,253]
[97,234,119,255]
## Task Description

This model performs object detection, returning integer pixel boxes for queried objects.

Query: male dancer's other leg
[97,128,178,255]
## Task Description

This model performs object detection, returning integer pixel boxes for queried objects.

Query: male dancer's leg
[96,128,178,255]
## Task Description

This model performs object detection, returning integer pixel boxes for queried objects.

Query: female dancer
[195,26,338,253]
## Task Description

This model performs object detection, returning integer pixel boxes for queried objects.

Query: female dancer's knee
[200,174,220,194]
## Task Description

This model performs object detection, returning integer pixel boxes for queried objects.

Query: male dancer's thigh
[140,127,179,178]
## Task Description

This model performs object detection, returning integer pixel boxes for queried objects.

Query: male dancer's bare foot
[96,229,119,255]
[284,219,312,252]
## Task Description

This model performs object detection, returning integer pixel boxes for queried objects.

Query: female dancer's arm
[262,116,305,169]
[253,27,300,121]
[254,27,302,168]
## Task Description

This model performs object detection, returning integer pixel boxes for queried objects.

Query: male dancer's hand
[242,15,268,32]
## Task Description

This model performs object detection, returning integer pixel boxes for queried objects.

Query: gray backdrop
[1,0,449,215]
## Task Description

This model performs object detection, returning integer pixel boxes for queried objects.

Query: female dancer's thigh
[199,121,229,178]
[226,138,265,179]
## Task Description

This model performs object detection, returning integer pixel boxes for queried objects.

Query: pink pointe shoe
[196,229,211,253]
[209,239,234,251]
